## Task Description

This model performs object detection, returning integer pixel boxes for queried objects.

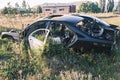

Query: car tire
[1,35,15,41]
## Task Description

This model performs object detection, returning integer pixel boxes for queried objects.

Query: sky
[0,0,119,9]
[0,0,98,9]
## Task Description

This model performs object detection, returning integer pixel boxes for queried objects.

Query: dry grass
[85,13,120,27]
[0,13,120,30]
[102,16,120,27]
[0,14,43,29]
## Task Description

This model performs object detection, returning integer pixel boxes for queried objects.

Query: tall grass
[0,37,120,80]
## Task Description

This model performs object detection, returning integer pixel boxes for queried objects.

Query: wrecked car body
[21,14,119,51]
[0,29,20,41]
[1,14,119,51]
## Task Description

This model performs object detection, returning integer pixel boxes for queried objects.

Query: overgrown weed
[0,29,120,80]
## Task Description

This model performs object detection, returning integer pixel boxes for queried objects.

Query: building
[42,3,76,14]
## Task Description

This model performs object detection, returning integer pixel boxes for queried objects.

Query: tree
[107,0,114,12]
[1,7,8,14]
[22,0,27,9]
[37,6,42,13]
[14,3,20,14]
[1,1,32,15]
[79,1,101,13]
[116,0,120,12]
[79,3,88,13]
[15,2,20,9]
[27,4,31,13]
[1,7,18,14]
[1,2,18,15]
[99,0,106,12]
[12,8,18,14]
[7,2,11,8]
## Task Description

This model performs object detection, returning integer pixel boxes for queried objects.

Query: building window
[46,9,51,11]
[59,8,64,11]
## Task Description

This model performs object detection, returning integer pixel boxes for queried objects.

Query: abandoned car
[0,29,20,41]
[1,14,120,51]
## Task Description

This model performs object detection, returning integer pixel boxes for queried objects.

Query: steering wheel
[90,20,104,37]
[83,20,104,37]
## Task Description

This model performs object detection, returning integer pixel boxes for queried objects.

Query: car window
[50,22,74,36]
[25,21,48,37]
[49,21,75,45]
[33,21,47,29]
[50,22,64,37]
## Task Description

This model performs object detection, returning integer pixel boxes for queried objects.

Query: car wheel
[1,35,15,41]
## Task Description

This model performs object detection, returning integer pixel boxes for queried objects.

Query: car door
[28,29,50,50]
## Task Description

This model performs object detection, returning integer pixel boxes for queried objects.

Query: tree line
[0,0,42,15]
[79,0,120,13]
[0,0,120,14]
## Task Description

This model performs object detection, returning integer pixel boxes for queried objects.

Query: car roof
[42,15,84,24]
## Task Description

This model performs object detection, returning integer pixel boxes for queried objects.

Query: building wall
[42,6,70,14]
